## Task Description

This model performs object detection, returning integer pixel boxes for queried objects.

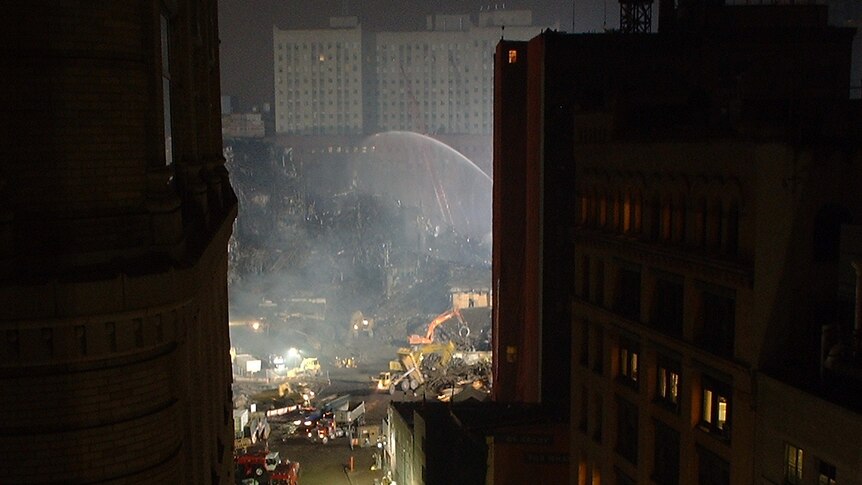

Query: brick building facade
[493,2,862,484]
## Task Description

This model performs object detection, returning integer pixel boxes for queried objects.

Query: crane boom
[408,308,465,345]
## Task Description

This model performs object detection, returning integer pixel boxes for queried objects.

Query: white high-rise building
[375,10,542,135]
[274,17,364,135]
[273,10,548,136]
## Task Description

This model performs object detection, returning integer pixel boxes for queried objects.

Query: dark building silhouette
[387,401,569,485]
[1,2,237,483]
[493,1,862,484]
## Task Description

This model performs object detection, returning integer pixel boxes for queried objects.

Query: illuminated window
[657,360,680,409]
[508,50,518,63]
[623,191,632,233]
[701,378,731,440]
[618,339,639,387]
[160,12,173,165]
[785,443,804,484]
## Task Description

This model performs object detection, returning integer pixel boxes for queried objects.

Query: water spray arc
[358,130,493,241]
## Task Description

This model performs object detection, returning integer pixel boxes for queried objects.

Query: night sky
[218,0,612,110]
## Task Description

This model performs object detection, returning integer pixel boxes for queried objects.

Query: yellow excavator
[376,341,455,393]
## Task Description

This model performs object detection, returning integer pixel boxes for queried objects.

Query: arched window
[623,190,632,233]
[599,192,608,228]
[579,192,590,226]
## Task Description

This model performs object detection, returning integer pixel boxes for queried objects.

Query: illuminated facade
[273,17,364,135]
[1,2,237,483]
[273,10,547,136]
[493,3,862,484]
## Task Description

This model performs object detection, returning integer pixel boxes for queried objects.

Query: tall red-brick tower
[0,2,237,483]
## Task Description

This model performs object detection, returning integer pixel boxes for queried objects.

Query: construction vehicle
[270,461,300,485]
[334,401,366,428]
[385,342,455,394]
[308,417,337,444]
[235,436,253,451]
[350,310,374,338]
[408,308,469,346]
[277,381,293,397]
[286,357,320,378]
[235,450,280,478]
[334,355,357,368]
[373,371,393,391]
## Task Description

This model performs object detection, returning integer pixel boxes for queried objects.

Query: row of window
[576,189,740,256]
[279,54,360,63]
[578,256,737,358]
[277,42,361,50]
[4,316,169,360]
[577,443,729,485]
[578,340,731,441]
[377,42,483,52]
[280,115,360,123]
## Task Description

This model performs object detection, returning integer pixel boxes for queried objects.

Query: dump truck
[384,342,455,394]
[334,401,365,428]
[349,310,375,338]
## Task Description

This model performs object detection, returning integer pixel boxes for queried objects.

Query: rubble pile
[422,356,492,399]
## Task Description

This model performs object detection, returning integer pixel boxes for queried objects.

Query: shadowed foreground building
[1,2,237,483]
[493,1,862,484]
[386,401,569,485]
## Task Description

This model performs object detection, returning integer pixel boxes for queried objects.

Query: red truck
[270,461,301,485]
[235,450,280,478]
